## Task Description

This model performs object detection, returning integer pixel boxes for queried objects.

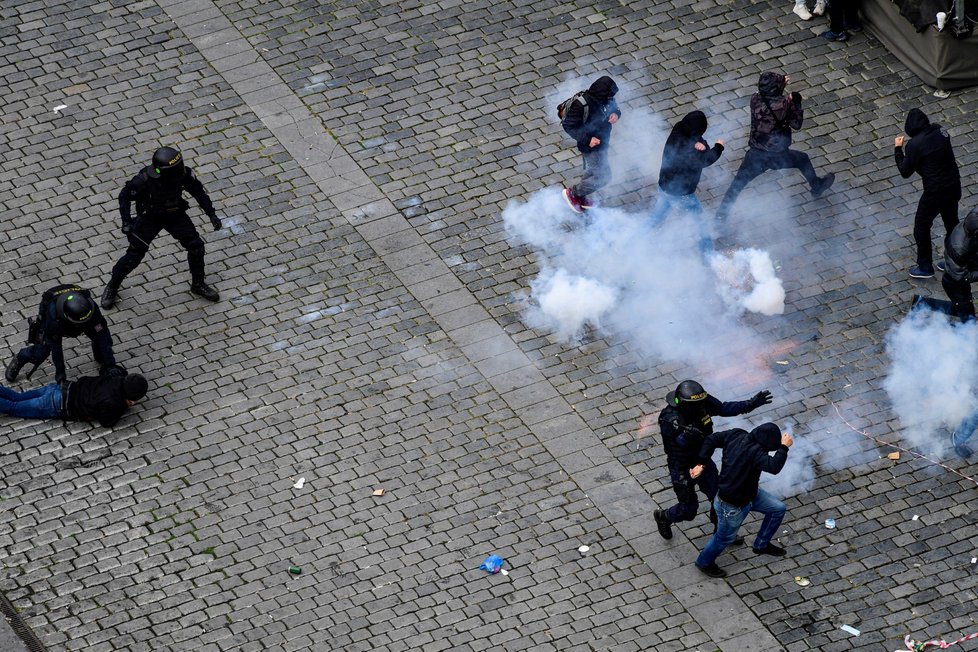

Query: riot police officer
[101,147,222,308]
[5,284,120,384]
[654,379,772,541]
[942,207,978,322]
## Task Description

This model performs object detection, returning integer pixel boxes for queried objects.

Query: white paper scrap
[840,625,860,636]
[293,477,305,489]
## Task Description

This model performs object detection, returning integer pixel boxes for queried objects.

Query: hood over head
[757,71,786,98]
[675,110,708,139]
[905,108,931,137]
[749,422,782,451]
[964,207,978,235]
[587,76,619,102]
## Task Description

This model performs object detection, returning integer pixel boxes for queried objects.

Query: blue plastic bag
[479,555,504,574]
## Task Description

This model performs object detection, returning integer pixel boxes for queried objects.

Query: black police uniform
[942,208,978,322]
[103,148,221,305]
[8,284,116,383]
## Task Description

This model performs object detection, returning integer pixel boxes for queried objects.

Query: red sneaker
[562,188,584,214]
[579,195,595,210]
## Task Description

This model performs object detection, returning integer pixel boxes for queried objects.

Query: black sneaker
[653,510,673,540]
[811,172,835,198]
[695,562,727,578]
[190,282,220,302]
[820,29,850,42]
[909,266,935,279]
[4,356,24,383]
[752,543,787,557]
[100,283,120,309]
[936,260,946,273]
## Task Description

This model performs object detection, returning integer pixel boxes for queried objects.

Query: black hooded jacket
[63,376,131,428]
[895,108,960,195]
[561,76,622,153]
[749,72,803,152]
[658,394,755,472]
[658,111,724,196]
[698,423,788,507]
[944,208,978,283]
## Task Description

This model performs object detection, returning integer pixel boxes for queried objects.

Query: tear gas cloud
[884,309,978,453]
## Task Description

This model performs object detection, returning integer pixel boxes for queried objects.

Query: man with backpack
[716,72,834,221]
[560,76,622,213]
[101,146,223,309]
[5,283,121,385]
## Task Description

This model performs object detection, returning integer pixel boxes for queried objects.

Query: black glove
[121,220,133,235]
[55,372,66,385]
[790,91,802,108]
[209,214,222,231]
[100,364,127,378]
[749,390,773,410]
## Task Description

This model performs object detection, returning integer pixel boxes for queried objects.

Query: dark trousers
[717,148,820,217]
[16,338,104,366]
[664,460,719,524]
[110,211,206,286]
[942,274,976,322]
[572,148,611,199]
[829,0,861,32]
[914,191,959,268]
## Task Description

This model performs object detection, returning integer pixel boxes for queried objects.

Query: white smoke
[529,269,617,340]
[761,424,817,498]
[884,309,978,453]
[710,248,786,316]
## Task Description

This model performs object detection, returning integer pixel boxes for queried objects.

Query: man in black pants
[5,284,120,384]
[0,372,147,428]
[101,147,222,308]
[942,208,978,322]
[716,72,834,221]
[820,0,863,41]
[895,108,961,279]
[653,379,773,543]
[561,76,622,213]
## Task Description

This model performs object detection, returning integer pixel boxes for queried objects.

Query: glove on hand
[209,214,222,231]
[121,220,133,235]
[749,390,773,410]
[55,372,66,385]
[100,364,128,378]
[790,91,802,107]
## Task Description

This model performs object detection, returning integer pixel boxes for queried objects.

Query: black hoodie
[698,423,788,507]
[658,111,724,196]
[944,208,978,283]
[561,76,622,153]
[895,108,960,194]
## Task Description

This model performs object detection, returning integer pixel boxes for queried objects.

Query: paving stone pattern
[0,0,977,651]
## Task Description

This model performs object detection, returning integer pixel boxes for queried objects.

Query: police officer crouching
[5,284,121,384]
[101,147,223,309]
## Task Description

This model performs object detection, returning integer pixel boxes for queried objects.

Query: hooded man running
[561,76,622,213]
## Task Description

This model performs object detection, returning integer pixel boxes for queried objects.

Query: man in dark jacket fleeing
[716,72,834,221]
[895,108,961,279]
[0,373,147,428]
[561,76,622,213]
[649,111,724,253]
[654,380,772,543]
[693,422,793,578]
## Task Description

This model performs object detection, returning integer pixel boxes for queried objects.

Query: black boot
[654,510,673,540]
[5,356,25,383]
[101,281,120,309]
[190,282,220,302]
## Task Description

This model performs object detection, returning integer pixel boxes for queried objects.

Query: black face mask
[678,401,707,423]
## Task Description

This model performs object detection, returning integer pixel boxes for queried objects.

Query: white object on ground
[53,104,68,113]
[578,545,590,553]
[840,625,860,636]
[293,477,305,489]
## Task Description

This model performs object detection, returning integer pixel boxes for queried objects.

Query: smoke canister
[288,566,302,575]
[825,518,836,529]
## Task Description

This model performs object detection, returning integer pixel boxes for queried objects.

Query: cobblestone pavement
[1,0,978,650]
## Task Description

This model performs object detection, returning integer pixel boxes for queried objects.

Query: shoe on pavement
[811,173,835,198]
[821,29,850,41]
[579,195,595,210]
[909,266,935,279]
[100,283,120,309]
[190,282,220,302]
[695,562,727,578]
[752,543,787,557]
[812,0,826,15]
[654,510,673,540]
[5,356,24,383]
[847,22,864,32]
[562,188,584,214]
[952,432,973,458]
[936,260,946,272]
[730,536,745,546]
[793,3,813,20]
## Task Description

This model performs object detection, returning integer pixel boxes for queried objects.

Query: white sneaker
[812,0,826,15]
[793,3,813,20]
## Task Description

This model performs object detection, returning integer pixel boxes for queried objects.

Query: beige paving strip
[157,0,782,648]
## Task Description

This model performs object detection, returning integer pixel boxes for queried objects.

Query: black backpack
[557,91,589,134]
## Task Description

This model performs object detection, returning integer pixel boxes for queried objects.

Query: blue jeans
[696,489,786,568]
[648,191,713,255]
[953,408,978,448]
[0,383,62,419]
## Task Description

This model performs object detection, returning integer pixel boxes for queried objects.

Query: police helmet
[149,146,184,180]
[56,292,95,325]
[673,380,708,405]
